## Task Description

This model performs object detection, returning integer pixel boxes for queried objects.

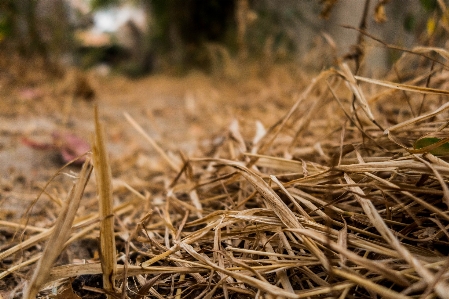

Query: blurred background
[1,0,447,78]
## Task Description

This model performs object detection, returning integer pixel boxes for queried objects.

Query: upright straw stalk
[91,106,117,297]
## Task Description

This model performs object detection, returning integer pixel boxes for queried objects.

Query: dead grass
[2,47,449,298]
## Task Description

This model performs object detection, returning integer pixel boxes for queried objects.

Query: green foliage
[414,137,449,156]
[148,0,237,71]
[403,14,416,32]
[420,0,438,12]
[246,3,305,61]
[90,0,121,10]
[403,0,447,42]
[0,17,11,42]
[149,0,172,52]
[0,0,14,42]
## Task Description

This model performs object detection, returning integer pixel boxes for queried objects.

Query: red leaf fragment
[52,131,90,164]
[22,131,90,165]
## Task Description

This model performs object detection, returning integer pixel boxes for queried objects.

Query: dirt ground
[3,49,449,298]
[0,60,312,296]
[0,63,303,236]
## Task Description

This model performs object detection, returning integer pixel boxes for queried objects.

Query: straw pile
[3,47,449,298]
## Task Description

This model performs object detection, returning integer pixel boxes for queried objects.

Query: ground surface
[0,66,298,218]
[1,66,300,168]
[0,64,302,274]
[3,53,449,298]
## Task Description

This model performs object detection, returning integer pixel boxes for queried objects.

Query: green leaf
[403,14,415,32]
[414,137,449,156]
[420,0,437,12]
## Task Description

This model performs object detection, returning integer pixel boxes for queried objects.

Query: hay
[3,48,449,298]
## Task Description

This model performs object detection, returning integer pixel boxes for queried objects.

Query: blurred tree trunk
[236,0,249,60]
[146,0,236,72]
[11,0,48,58]
[2,0,73,76]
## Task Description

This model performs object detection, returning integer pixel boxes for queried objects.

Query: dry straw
[23,158,93,298]
[91,106,117,297]
[4,46,449,298]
